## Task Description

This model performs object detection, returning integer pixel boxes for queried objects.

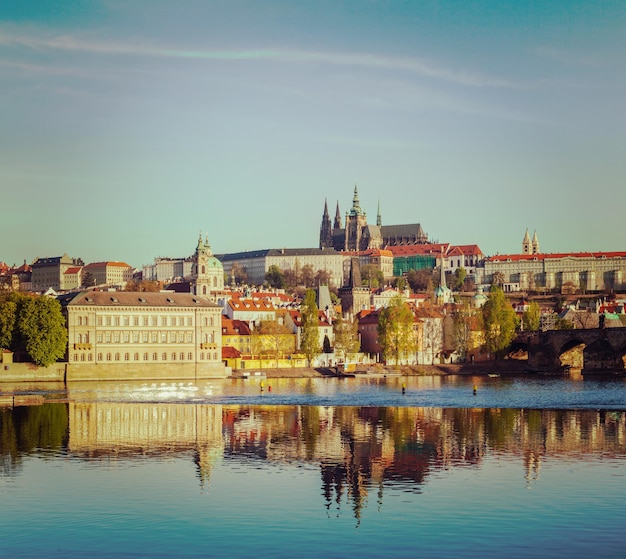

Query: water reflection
[1,402,624,520]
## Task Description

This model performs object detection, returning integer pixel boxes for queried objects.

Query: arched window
[203,286,207,295]
[213,277,217,287]
[201,265,206,274]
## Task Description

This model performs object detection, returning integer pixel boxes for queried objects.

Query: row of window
[75,315,219,327]
[76,331,218,344]
[72,351,218,362]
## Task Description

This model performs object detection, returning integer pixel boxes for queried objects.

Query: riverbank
[231,359,531,379]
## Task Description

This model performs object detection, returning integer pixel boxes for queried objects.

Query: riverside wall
[0,362,230,383]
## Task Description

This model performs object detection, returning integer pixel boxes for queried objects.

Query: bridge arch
[558,338,586,370]
[584,338,621,371]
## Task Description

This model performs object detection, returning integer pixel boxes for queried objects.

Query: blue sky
[1,1,624,268]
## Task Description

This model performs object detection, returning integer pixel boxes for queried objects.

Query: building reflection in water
[2,402,625,520]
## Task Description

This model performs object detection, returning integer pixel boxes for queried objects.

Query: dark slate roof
[217,248,342,261]
[380,223,426,239]
[63,290,219,308]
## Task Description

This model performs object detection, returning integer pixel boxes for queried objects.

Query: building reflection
[1,402,625,519]
[68,402,224,486]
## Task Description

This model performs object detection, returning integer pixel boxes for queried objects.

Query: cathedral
[319,186,429,252]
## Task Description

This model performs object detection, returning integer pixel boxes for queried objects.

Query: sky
[1,0,625,269]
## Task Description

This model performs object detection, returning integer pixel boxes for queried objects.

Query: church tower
[531,230,540,254]
[319,199,333,249]
[344,185,368,251]
[192,233,224,301]
[376,200,382,227]
[339,257,370,317]
[522,229,532,254]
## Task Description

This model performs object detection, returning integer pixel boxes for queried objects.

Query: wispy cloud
[0,28,519,88]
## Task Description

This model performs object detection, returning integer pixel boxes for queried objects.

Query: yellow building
[62,290,227,380]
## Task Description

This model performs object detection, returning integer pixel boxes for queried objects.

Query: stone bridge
[525,327,626,373]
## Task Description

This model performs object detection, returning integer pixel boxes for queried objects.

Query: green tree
[265,265,286,289]
[482,286,517,358]
[18,296,68,367]
[454,267,467,290]
[333,315,360,363]
[322,334,332,353]
[0,292,19,349]
[300,289,320,366]
[377,296,416,365]
[522,301,541,332]
[361,264,384,289]
[394,276,407,292]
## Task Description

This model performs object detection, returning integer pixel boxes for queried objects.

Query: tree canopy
[265,265,286,289]
[522,301,541,332]
[300,289,320,365]
[0,293,67,366]
[377,296,416,365]
[482,285,518,357]
[333,315,360,363]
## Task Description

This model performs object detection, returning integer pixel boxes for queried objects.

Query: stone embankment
[231,360,530,379]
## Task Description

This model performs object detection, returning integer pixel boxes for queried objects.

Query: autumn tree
[230,262,248,285]
[377,296,416,365]
[333,315,360,363]
[407,269,434,293]
[252,320,295,368]
[301,265,315,288]
[125,279,161,292]
[300,289,320,366]
[482,285,518,358]
[314,269,331,287]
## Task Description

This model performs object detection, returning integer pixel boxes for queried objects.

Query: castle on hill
[319,186,428,252]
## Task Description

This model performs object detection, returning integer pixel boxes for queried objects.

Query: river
[1,375,625,558]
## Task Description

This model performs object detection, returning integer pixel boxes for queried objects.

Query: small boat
[488,373,500,378]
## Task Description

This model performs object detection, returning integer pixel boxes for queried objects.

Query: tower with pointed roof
[319,199,333,249]
[522,229,532,255]
[531,230,540,254]
[339,257,371,316]
[318,186,428,252]
[435,248,452,304]
[344,185,369,251]
[192,233,224,301]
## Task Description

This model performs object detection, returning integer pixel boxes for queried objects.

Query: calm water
[1,375,625,558]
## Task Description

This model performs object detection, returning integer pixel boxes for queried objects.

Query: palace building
[62,290,227,380]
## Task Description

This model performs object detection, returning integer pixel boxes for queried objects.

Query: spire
[348,257,362,287]
[376,200,381,227]
[333,201,342,229]
[522,229,531,254]
[320,198,333,249]
[532,230,540,254]
[349,184,364,217]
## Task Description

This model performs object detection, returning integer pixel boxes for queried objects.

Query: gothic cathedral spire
[319,198,333,249]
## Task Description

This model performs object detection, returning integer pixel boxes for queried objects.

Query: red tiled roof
[228,299,275,311]
[222,346,242,358]
[64,267,82,275]
[222,317,252,335]
[487,251,626,262]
